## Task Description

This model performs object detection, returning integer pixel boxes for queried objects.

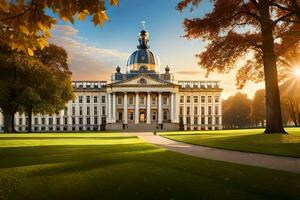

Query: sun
[294,68,300,77]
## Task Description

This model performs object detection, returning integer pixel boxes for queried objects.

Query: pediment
[110,73,173,87]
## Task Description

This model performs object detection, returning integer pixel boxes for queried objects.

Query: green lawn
[161,128,300,158]
[0,133,300,200]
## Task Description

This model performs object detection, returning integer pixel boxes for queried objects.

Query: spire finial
[141,20,146,30]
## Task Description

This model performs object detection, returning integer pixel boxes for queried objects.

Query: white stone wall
[178,91,222,131]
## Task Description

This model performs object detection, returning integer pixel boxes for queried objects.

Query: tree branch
[0,0,34,21]
[231,10,260,22]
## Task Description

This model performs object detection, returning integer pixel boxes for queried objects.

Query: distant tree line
[223,85,300,129]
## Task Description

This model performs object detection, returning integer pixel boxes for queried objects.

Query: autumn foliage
[0,0,118,55]
[177,0,300,133]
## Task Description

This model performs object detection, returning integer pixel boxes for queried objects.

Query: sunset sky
[49,0,264,99]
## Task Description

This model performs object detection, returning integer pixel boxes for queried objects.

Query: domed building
[0,23,223,132]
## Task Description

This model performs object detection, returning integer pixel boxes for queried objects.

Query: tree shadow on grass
[0,143,155,169]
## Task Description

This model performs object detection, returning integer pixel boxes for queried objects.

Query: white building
[0,27,223,132]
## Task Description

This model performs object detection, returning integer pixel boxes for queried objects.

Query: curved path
[126,132,300,174]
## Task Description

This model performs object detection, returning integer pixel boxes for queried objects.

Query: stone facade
[0,26,223,132]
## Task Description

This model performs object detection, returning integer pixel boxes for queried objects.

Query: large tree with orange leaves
[0,0,118,55]
[177,0,300,134]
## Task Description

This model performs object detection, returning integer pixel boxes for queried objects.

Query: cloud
[49,25,129,81]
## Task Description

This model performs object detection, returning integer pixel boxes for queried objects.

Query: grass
[0,133,300,199]
[161,128,300,158]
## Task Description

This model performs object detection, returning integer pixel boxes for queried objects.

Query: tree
[0,45,74,133]
[177,0,300,134]
[251,89,266,127]
[223,93,251,129]
[0,0,118,55]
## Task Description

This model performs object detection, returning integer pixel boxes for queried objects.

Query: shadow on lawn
[0,143,158,169]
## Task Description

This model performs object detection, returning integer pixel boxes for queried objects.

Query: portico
[106,74,179,130]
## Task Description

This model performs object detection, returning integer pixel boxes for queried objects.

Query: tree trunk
[259,1,286,134]
[3,111,15,133]
[27,109,32,133]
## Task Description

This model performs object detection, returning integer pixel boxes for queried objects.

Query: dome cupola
[127,21,160,73]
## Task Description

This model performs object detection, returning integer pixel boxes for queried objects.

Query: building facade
[0,27,223,132]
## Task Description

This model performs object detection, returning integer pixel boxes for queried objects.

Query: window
[208,96,212,103]
[180,106,183,115]
[129,96,134,105]
[187,107,190,115]
[64,107,68,116]
[208,106,212,115]
[94,117,98,125]
[87,106,90,115]
[201,96,205,103]
[64,117,67,125]
[87,117,90,125]
[180,96,184,103]
[72,106,75,115]
[163,111,168,121]
[215,117,219,125]
[79,96,83,103]
[86,96,90,103]
[187,117,190,124]
[194,107,198,115]
[34,118,38,125]
[129,111,134,120]
[42,118,45,125]
[117,96,123,105]
[56,118,60,125]
[201,106,205,115]
[19,118,23,125]
[151,96,156,105]
[94,106,98,115]
[49,118,53,125]
[79,117,83,125]
[215,106,218,115]
[79,106,83,115]
[163,96,168,105]
[101,96,106,103]
[186,96,190,103]
[194,96,198,103]
[152,111,157,120]
[140,96,145,105]
[201,117,205,124]
[25,118,28,125]
[94,96,98,103]
[194,117,198,125]
[102,106,106,115]
[215,96,219,103]
[72,117,75,124]
[208,117,212,124]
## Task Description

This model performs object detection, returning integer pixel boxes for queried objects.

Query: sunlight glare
[294,68,300,77]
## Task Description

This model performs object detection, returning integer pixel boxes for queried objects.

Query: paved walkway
[125,132,300,174]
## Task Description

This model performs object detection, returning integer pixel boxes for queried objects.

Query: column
[107,93,111,123]
[219,95,222,128]
[135,92,139,124]
[212,95,215,130]
[112,92,116,123]
[158,92,162,125]
[170,92,174,122]
[123,92,128,124]
[191,94,194,130]
[146,92,151,124]
[174,93,179,123]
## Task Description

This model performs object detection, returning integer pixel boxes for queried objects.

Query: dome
[127,24,160,72]
[127,49,160,72]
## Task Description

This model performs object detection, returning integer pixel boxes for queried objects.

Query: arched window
[139,65,148,72]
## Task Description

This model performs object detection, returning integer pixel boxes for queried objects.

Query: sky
[49,0,264,99]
